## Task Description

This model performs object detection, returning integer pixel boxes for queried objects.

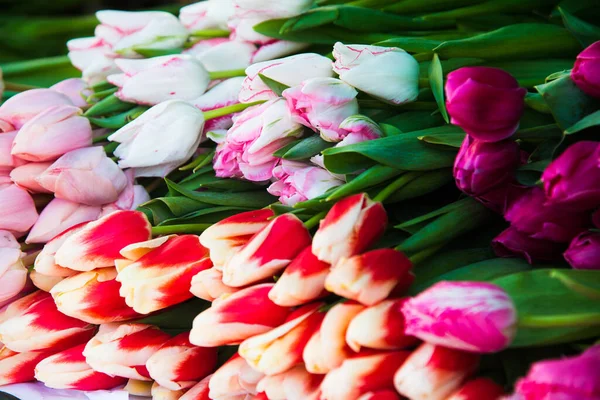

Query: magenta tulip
[571,41,600,98]
[492,226,566,264]
[564,231,600,270]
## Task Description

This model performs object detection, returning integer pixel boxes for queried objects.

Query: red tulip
[0,346,51,386]
[209,354,264,399]
[179,374,211,400]
[256,365,323,400]
[571,41,600,98]
[446,377,505,400]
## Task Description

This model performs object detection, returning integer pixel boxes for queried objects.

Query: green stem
[204,101,265,120]
[91,81,115,92]
[190,29,231,38]
[4,81,40,91]
[93,133,112,144]
[373,171,423,202]
[152,224,212,236]
[304,211,327,230]
[0,55,71,76]
[518,313,600,328]
[208,69,247,80]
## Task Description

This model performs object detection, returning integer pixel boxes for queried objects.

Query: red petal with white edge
[179,374,211,400]
[54,210,152,271]
[0,347,52,386]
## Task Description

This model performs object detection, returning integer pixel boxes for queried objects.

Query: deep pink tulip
[50,78,91,109]
[475,182,528,215]
[571,41,600,98]
[492,226,566,264]
[0,89,73,131]
[0,184,38,234]
[446,67,526,142]
[9,162,53,194]
[564,231,600,270]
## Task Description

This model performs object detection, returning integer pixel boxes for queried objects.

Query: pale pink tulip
[100,169,150,217]
[66,37,119,85]
[9,162,53,193]
[0,231,27,307]
[0,89,73,131]
[50,78,91,109]
[0,184,38,234]
[0,131,24,167]
[0,167,11,188]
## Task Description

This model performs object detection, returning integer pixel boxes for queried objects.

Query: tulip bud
[446,378,505,400]
[571,41,600,98]
[190,268,238,301]
[194,41,257,73]
[209,354,264,399]
[50,78,91,109]
[239,53,334,103]
[256,365,323,400]
[179,1,225,32]
[269,246,330,307]
[33,223,85,281]
[190,283,291,347]
[234,0,313,18]
[83,323,171,380]
[222,214,311,287]
[0,89,73,131]
[346,298,418,352]
[146,332,217,391]
[0,131,24,168]
[109,100,205,178]
[402,281,517,353]
[100,169,150,217]
[332,42,419,105]
[251,40,310,64]
[492,226,566,264]
[0,291,95,353]
[67,37,119,85]
[0,347,51,386]
[312,193,387,265]
[564,231,600,270]
[326,249,414,306]
[54,210,152,271]
[0,184,38,234]
[446,67,526,142]
[0,233,27,308]
[10,162,53,194]
[180,374,211,400]
[394,343,480,400]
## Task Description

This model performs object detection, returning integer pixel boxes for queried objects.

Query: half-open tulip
[222,213,311,287]
[0,184,38,234]
[0,347,51,386]
[0,233,27,307]
[312,193,387,265]
[572,41,600,98]
[50,78,91,109]
[394,343,480,400]
[492,226,565,264]
[180,374,211,400]
[9,162,53,194]
[0,88,73,131]
[190,268,238,301]
[256,365,323,400]
[83,323,171,380]
[564,231,600,270]
[190,283,291,347]
[209,354,264,399]
[402,281,517,353]
[446,378,505,400]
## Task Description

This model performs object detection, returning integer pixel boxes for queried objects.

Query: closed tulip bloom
[446,67,526,142]
[0,291,95,353]
[109,100,205,178]
[190,283,291,347]
[194,41,257,73]
[33,223,85,279]
[151,382,186,400]
[209,354,264,399]
[146,332,217,391]
[83,323,171,380]
[30,271,66,292]
[0,131,23,168]
[99,169,150,217]
[0,184,39,234]
[447,378,505,400]
[332,43,419,105]
[179,1,226,32]
[0,233,27,307]
[571,41,600,98]
[54,210,152,271]
[564,231,600,270]
[180,374,211,400]
[402,281,517,353]
[50,78,91,109]
[190,268,238,301]
[542,141,600,210]
[256,365,324,400]
[394,343,480,400]
[269,246,330,307]
[239,53,334,103]
[0,347,51,386]
[0,89,73,131]
[67,37,119,85]
[326,249,414,306]
[312,193,388,265]
[492,226,566,264]
[10,162,53,194]
[193,77,245,134]
[222,214,311,287]
[346,298,418,352]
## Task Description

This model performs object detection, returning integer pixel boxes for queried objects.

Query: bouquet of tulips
[1,0,600,399]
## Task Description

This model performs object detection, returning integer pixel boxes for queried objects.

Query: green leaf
[396,197,471,231]
[158,206,253,226]
[524,93,552,114]
[258,73,290,96]
[327,165,401,201]
[375,37,443,53]
[564,109,600,134]
[516,160,550,186]
[0,55,79,87]
[558,7,600,47]
[419,57,484,82]
[165,179,276,208]
[139,197,210,225]
[421,0,560,21]
[135,298,210,330]
[87,106,148,129]
[418,133,465,148]
[382,111,445,133]
[428,53,449,123]
[383,0,484,15]
[282,136,333,160]
[385,168,453,203]
[486,59,576,88]
[273,139,303,158]
[178,171,261,192]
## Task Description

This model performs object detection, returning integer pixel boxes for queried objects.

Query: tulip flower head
[0,131,23,168]
[193,77,245,135]
[179,1,230,32]
[564,231,600,270]
[209,354,264,399]
[0,347,52,386]
[10,162,53,194]
[447,377,505,400]
[179,374,212,400]
[0,231,27,307]
[256,365,324,400]
[571,41,600,98]
[0,88,73,131]
[0,184,39,234]
[67,37,119,85]
[492,226,566,264]
[190,267,239,302]
[194,40,257,73]
[50,78,91,109]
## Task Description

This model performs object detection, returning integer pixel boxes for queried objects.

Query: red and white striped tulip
[0,88,73,131]
[256,365,324,400]
[222,213,311,287]
[268,246,330,307]
[83,323,171,380]
[0,184,38,234]
[239,302,324,376]
[180,374,211,400]
[50,268,141,324]
[0,233,27,307]
[326,249,414,306]
[146,332,217,391]
[117,235,212,314]
[321,350,411,400]
[312,193,387,265]
[394,343,480,400]
[190,283,291,347]
[346,298,418,352]
[54,210,152,272]
[0,291,95,353]
[358,390,401,400]
[30,272,65,292]
[447,378,505,400]
[35,343,127,390]
[209,354,264,399]
[33,223,84,279]
[0,346,51,386]
[9,162,53,194]
[190,267,238,301]
[303,301,365,374]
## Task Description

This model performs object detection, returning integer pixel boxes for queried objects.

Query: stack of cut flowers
[0,0,599,399]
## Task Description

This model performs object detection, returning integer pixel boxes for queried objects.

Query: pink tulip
[222,214,311,287]
[190,284,291,347]
[66,37,119,85]
[190,268,239,301]
[256,365,323,400]
[312,193,388,265]
[564,231,600,270]
[180,374,211,400]
[571,41,600,98]
[0,167,11,188]
[9,162,53,193]
[446,67,526,142]
[0,232,27,307]
[492,226,566,264]
[179,1,227,31]
[51,78,92,109]
[209,354,264,399]
[0,184,39,234]
[402,281,517,353]
[0,131,24,167]
[0,347,52,386]
[33,223,85,279]
[0,89,73,131]
[447,378,505,400]
[193,77,245,134]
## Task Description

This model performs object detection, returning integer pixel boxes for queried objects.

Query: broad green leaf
[428,53,449,123]
[418,133,465,148]
[386,168,453,203]
[139,197,209,225]
[382,111,445,132]
[282,136,333,160]
[178,171,261,192]
[421,0,559,21]
[374,37,443,53]
[327,165,401,201]
[165,179,276,208]
[558,7,600,47]
[258,73,290,96]
[524,93,552,114]
[158,206,253,226]
[396,197,471,230]
[516,160,550,186]
[0,55,80,87]
[514,124,562,141]
[564,110,600,134]
[419,57,484,81]
[273,139,303,158]
[486,59,576,88]
[383,0,484,14]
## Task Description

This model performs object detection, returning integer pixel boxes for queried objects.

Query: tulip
[402,281,517,353]
[30,271,66,292]
[34,343,127,390]
[239,302,324,375]
[346,298,418,352]
[0,291,95,353]
[67,37,119,85]
[234,0,314,19]
[446,378,505,400]
[303,301,365,374]
[33,223,85,280]
[394,343,480,400]
[269,246,330,307]
[151,382,186,400]
[0,347,51,386]
[109,100,205,177]
[108,55,210,105]
[312,193,388,265]
[83,323,171,380]
[445,67,526,142]
[117,235,213,314]
[256,365,324,400]
[0,131,23,167]
[50,78,91,109]
[222,214,311,287]
[332,42,419,105]
[0,233,27,307]
[194,41,257,73]
[564,231,600,270]
[179,1,227,32]
[54,210,152,271]
[542,141,600,210]
[571,41,600,98]
[239,53,334,103]
[325,249,414,306]
[9,162,53,194]
[190,268,239,301]
[504,187,589,243]
[193,77,245,134]
[209,354,264,399]
[213,99,304,182]
[0,184,39,234]
[190,283,291,347]
[146,332,217,391]
[252,41,310,64]
[180,374,211,400]
[100,169,150,217]
[492,226,566,264]
[0,88,73,131]
[357,391,401,400]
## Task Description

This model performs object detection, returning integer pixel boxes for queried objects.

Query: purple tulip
[446,67,526,142]
[571,41,600,98]
[542,141,600,211]
[564,231,600,270]
[454,135,520,197]
[476,183,528,214]
[492,226,566,264]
